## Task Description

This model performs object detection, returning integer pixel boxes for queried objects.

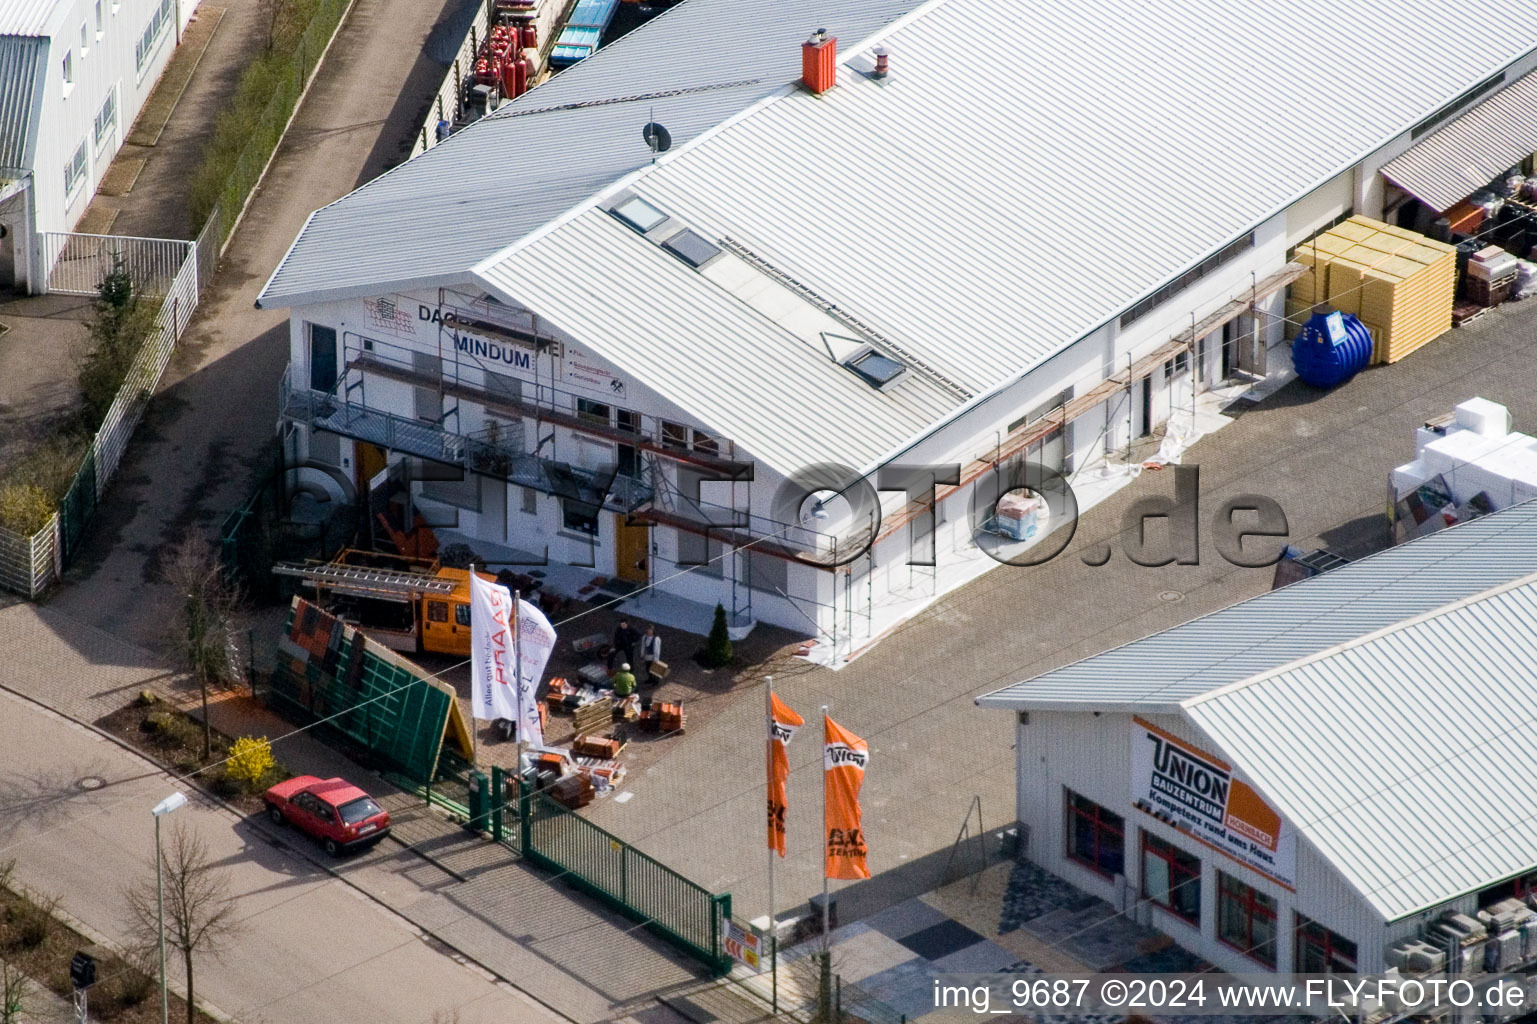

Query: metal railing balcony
[279,370,651,511]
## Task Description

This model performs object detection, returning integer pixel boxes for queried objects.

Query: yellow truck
[274,550,496,657]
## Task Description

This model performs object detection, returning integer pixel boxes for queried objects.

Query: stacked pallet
[573,697,613,738]
[638,700,686,735]
[1291,217,1457,364]
[572,735,624,759]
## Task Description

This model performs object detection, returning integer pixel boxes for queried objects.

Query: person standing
[609,618,639,670]
[639,625,661,685]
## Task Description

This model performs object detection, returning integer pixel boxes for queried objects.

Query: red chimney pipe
[802,28,836,94]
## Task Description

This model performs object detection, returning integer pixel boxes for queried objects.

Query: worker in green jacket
[610,663,637,697]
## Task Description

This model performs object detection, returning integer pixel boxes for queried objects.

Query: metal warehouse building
[977,504,1537,980]
[257,0,1537,661]
[0,0,200,291]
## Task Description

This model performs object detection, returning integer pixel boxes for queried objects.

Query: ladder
[273,561,457,603]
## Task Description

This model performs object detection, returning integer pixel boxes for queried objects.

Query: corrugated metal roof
[0,34,44,168]
[1381,70,1537,213]
[479,210,961,472]
[977,503,1537,712]
[0,0,62,36]
[256,0,923,307]
[586,0,1537,395]
[1187,574,1537,920]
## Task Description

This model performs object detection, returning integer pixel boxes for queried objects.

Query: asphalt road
[0,689,561,1024]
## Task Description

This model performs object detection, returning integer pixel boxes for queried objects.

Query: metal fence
[0,238,200,597]
[0,514,59,599]
[39,232,192,296]
[481,767,732,973]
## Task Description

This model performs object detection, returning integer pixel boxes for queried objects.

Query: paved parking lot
[587,299,1537,929]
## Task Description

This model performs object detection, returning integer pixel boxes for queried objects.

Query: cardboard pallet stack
[1291,217,1457,363]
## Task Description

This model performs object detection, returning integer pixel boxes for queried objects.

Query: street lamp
[151,792,188,1024]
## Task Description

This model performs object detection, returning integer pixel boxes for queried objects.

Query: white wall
[284,287,820,630]
[1013,709,1389,974]
[23,0,198,289]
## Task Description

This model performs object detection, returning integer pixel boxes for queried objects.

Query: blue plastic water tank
[1291,310,1373,388]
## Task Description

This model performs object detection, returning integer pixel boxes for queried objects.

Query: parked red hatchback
[264,776,391,856]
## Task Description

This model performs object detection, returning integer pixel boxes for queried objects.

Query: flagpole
[821,704,830,954]
[765,674,777,1012]
[514,589,523,785]
[469,566,479,768]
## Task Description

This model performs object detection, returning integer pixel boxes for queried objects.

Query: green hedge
[188,0,351,238]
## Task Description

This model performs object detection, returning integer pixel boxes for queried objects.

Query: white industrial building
[0,0,198,292]
[257,0,1537,659]
[978,503,1537,981]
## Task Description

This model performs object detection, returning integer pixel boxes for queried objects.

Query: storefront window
[1065,790,1124,879]
[1294,913,1356,973]
[1218,872,1277,968]
[1141,832,1200,925]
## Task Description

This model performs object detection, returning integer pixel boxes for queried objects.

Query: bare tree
[0,957,29,1024]
[124,823,240,1024]
[162,538,242,760]
[259,0,302,52]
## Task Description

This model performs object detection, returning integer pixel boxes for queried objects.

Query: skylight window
[848,350,905,388]
[661,228,721,268]
[612,196,667,233]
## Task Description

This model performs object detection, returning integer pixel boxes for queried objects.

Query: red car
[264,776,391,856]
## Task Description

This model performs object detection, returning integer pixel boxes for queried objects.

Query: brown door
[614,516,649,584]
[355,442,388,496]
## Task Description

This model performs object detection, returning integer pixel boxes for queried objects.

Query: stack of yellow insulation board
[1289,217,1457,363]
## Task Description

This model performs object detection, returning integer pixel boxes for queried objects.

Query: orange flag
[823,714,870,880]
[767,692,804,857]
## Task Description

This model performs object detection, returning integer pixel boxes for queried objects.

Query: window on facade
[1141,832,1201,925]
[308,323,338,392]
[616,409,639,434]
[95,0,103,36]
[136,0,175,73]
[413,351,443,421]
[576,398,610,426]
[617,444,640,480]
[1294,913,1356,974]
[62,50,74,85]
[93,89,117,147]
[420,472,480,512]
[63,140,88,197]
[661,421,688,450]
[562,500,599,535]
[1065,790,1124,879]
[484,370,521,404]
[80,23,88,54]
[747,548,789,596]
[1218,872,1278,968]
[677,530,723,577]
[1120,233,1255,330]
[521,486,537,514]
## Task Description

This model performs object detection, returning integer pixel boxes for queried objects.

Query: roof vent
[873,46,889,79]
[802,28,836,94]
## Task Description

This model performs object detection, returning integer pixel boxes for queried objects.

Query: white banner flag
[513,597,554,749]
[469,572,518,722]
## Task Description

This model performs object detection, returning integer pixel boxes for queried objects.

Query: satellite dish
[642,122,672,154]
